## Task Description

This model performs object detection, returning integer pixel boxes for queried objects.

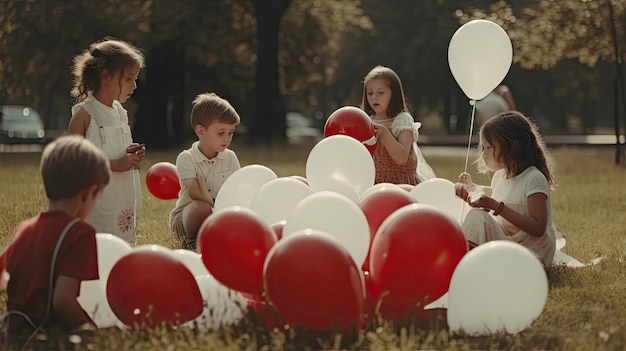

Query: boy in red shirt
[0,135,110,348]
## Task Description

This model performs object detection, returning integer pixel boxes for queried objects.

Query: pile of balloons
[194,157,471,331]
[123,19,549,335]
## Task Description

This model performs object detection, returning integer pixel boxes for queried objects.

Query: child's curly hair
[70,37,145,103]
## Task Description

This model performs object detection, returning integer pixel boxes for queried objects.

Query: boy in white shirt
[169,93,241,249]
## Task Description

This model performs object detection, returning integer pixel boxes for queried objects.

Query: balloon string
[463,100,477,174]
[133,169,138,232]
[459,100,477,223]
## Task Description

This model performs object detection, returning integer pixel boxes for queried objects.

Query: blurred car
[286,112,322,143]
[0,105,46,144]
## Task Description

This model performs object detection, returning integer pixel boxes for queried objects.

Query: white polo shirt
[171,141,240,215]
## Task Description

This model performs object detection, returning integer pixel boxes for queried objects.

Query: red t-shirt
[4,211,99,335]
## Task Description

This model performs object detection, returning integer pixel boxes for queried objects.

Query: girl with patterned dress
[454,111,557,268]
[68,38,146,243]
[360,65,435,185]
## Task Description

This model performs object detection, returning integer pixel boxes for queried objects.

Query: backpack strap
[0,217,81,348]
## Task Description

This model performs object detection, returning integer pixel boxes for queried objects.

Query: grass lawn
[0,141,625,350]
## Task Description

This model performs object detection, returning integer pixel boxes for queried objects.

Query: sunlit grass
[1,142,625,350]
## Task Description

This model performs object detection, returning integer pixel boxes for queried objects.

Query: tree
[455,0,626,161]
[247,0,292,145]
[0,0,150,129]
[454,0,626,69]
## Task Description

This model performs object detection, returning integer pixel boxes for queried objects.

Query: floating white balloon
[448,19,513,100]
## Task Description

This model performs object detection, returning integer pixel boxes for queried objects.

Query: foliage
[279,0,374,117]
[454,0,626,69]
[0,0,150,128]
[1,0,625,140]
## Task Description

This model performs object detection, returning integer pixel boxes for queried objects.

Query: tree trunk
[133,44,185,148]
[249,0,291,145]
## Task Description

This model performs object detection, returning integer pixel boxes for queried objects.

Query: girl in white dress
[454,111,557,268]
[68,38,146,243]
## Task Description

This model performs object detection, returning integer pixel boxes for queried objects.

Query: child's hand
[120,153,143,171]
[455,183,498,212]
[126,143,146,160]
[458,172,473,186]
[467,194,499,212]
[454,182,470,202]
[372,123,391,142]
[124,143,145,170]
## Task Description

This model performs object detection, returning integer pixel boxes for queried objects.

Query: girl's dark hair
[476,111,556,189]
[360,65,408,118]
[70,37,145,103]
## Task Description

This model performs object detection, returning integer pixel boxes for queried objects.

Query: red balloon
[264,230,365,331]
[146,162,180,200]
[362,271,377,320]
[358,186,417,272]
[271,220,286,240]
[198,207,277,294]
[242,292,284,331]
[106,246,203,327]
[369,204,467,323]
[324,106,377,155]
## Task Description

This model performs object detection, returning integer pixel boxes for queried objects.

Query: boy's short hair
[40,135,110,200]
[190,93,240,129]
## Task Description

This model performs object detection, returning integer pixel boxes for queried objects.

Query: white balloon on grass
[447,241,549,336]
[410,178,468,223]
[95,233,132,280]
[214,164,277,211]
[249,177,314,226]
[448,19,513,100]
[173,249,210,277]
[78,280,125,329]
[282,191,370,266]
[183,274,247,331]
[306,135,375,195]
[77,233,131,329]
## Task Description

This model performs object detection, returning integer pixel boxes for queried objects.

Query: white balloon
[249,177,314,226]
[306,135,375,195]
[409,178,468,223]
[95,233,132,280]
[448,19,513,100]
[282,191,370,266]
[447,241,548,336]
[78,280,125,329]
[213,164,277,211]
[359,183,403,201]
[172,249,210,277]
[310,176,360,203]
[182,274,247,331]
[77,234,132,329]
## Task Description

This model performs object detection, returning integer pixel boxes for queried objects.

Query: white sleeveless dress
[71,95,141,243]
